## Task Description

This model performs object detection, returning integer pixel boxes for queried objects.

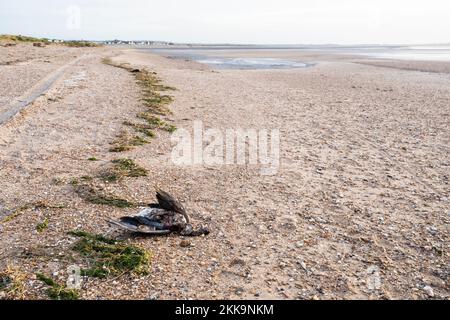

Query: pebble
[180,240,191,248]
[148,293,159,300]
[298,260,307,271]
[235,287,244,295]
[428,226,438,235]
[423,285,434,297]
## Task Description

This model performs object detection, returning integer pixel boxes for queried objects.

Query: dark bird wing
[120,216,165,229]
[155,188,190,223]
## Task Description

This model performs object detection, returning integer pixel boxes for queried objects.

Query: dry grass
[36,218,49,233]
[0,266,27,300]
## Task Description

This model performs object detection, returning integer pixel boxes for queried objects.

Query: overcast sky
[1,0,449,44]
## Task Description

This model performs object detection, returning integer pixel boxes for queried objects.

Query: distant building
[102,39,176,46]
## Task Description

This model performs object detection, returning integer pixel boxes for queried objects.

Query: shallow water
[143,44,450,69]
[195,57,310,69]
[340,46,450,61]
[365,49,450,61]
[146,49,312,70]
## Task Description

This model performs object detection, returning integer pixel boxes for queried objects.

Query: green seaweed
[36,218,49,233]
[69,231,151,278]
[98,158,147,183]
[111,158,148,177]
[74,184,134,208]
[109,132,149,153]
[36,273,80,300]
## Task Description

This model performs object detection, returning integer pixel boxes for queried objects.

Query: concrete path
[0,55,87,126]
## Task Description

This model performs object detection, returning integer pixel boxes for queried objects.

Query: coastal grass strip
[0,34,100,47]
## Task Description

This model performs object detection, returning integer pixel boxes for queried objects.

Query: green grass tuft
[36,218,49,233]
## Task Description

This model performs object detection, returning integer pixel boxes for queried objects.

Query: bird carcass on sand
[107,189,210,236]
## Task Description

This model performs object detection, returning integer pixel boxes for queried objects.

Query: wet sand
[0,44,449,300]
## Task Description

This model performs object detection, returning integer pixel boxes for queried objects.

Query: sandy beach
[0,43,449,300]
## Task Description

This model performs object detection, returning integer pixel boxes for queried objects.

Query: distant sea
[142,45,450,69]
[144,47,313,70]
[322,45,450,61]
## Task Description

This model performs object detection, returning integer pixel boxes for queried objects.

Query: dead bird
[107,188,210,237]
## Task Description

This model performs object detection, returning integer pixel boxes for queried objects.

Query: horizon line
[2,34,449,47]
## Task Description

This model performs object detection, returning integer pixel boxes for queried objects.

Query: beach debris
[423,285,434,298]
[179,240,191,247]
[298,260,308,272]
[229,258,246,267]
[107,188,210,237]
